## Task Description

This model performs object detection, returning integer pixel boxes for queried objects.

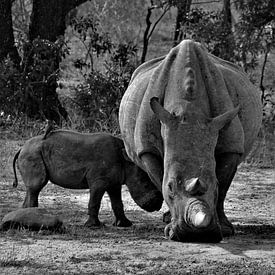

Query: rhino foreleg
[107,185,132,227]
[215,152,241,237]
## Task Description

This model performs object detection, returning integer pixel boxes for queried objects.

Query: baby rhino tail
[13,149,21,188]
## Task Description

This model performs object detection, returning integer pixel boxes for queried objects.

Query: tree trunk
[141,7,152,64]
[223,0,232,27]
[25,0,87,124]
[29,0,87,42]
[173,0,192,46]
[0,0,20,65]
[222,0,234,60]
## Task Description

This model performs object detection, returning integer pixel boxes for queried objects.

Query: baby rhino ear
[122,148,132,163]
[210,106,240,131]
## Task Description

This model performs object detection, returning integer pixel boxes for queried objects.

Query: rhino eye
[197,121,207,129]
[167,181,175,198]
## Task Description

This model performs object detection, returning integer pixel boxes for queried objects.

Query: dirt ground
[0,147,274,274]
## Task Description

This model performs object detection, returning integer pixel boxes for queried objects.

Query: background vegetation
[0,0,274,165]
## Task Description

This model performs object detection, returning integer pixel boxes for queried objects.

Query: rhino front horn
[187,201,212,229]
[192,211,211,228]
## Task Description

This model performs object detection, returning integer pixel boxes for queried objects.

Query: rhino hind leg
[20,155,48,208]
[107,185,132,227]
[215,152,241,237]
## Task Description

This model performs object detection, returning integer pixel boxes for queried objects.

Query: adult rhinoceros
[119,39,262,242]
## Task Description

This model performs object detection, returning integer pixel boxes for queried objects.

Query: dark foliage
[184,8,235,62]
[66,12,138,131]
[0,38,68,122]
[72,43,137,130]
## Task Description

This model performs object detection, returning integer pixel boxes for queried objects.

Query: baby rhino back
[42,130,124,189]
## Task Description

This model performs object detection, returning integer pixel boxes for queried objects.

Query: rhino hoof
[221,223,235,237]
[84,220,104,228]
[219,216,235,237]
[113,218,132,227]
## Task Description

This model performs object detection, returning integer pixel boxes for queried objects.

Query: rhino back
[209,54,262,158]
[41,131,124,188]
[119,40,262,167]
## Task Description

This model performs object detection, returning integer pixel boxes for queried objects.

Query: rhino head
[150,97,239,242]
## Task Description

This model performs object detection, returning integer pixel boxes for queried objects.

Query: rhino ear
[150,97,174,124]
[211,106,240,131]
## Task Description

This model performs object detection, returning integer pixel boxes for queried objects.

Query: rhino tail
[12,149,21,188]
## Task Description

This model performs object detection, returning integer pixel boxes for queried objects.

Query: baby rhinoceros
[13,130,163,228]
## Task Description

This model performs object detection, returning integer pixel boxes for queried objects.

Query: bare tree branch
[192,0,220,4]
[260,47,270,103]
[141,2,171,63]
[148,4,170,40]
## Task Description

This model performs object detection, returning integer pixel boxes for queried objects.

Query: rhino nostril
[168,181,173,192]
[164,223,175,239]
[167,180,176,198]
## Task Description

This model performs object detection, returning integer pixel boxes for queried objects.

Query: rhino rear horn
[150,97,174,124]
[185,178,208,196]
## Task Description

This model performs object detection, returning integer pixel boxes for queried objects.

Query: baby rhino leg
[85,179,106,227]
[19,154,47,207]
[107,185,132,227]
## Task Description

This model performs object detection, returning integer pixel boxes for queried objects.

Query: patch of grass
[200,258,275,275]
[235,224,275,237]
[0,139,23,181]
[0,242,40,269]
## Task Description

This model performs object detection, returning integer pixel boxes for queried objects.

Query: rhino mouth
[164,222,223,243]
[164,199,222,243]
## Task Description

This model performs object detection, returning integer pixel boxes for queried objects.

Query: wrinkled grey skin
[119,40,262,242]
[150,98,239,242]
[13,130,163,227]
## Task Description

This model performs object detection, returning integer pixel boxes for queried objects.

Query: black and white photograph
[0,0,274,274]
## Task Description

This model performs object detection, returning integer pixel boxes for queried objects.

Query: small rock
[0,208,64,232]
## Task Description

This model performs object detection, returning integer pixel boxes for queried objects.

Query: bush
[66,12,138,132]
[72,43,137,132]
[0,58,23,118]
[184,8,235,62]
